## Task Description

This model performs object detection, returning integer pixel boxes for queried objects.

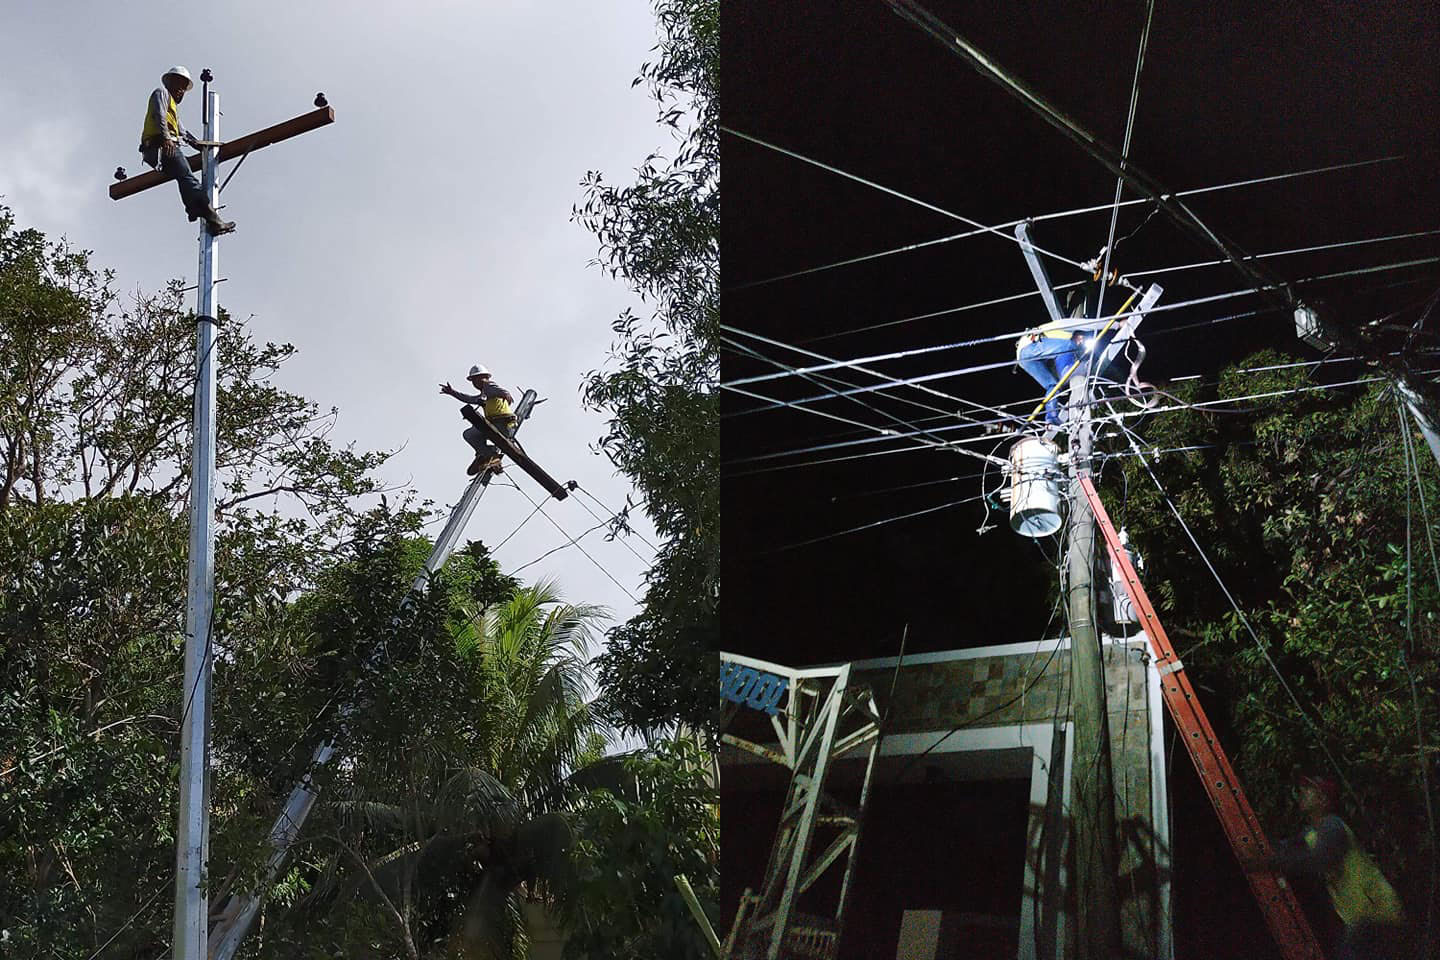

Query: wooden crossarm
[460,405,569,500]
[110,106,335,200]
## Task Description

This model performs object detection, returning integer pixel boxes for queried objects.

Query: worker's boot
[203,208,237,236]
[189,202,235,235]
[467,454,485,476]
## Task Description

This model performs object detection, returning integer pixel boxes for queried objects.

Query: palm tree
[307,579,609,959]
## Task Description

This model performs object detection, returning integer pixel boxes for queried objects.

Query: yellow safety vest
[141,91,180,144]
[1305,820,1405,928]
[484,394,513,420]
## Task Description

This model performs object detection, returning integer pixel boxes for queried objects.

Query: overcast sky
[1,1,664,637]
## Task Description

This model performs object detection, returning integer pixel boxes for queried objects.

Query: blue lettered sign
[719,659,789,716]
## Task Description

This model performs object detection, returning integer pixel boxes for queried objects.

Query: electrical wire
[1096,0,1155,323]
[883,0,1294,316]
[568,490,653,566]
[724,336,1010,467]
[1111,418,1356,802]
[730,370,1393,473]
[757,493,986,553]
[720,126,1090,273]
[727,325,1006,428]
[729,155,1402,293]
[889,580,1069,786]
[725,335,961,447]
[723,252,1440,394]
[83,884,169,960]
[1394,394,1438,955]
[1127,229,1440,282]
[570,485,659,552]
[490,494,548,553]
[503,483,638,602]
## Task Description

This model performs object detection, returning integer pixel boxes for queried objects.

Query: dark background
[720,1,1439,956]
[722,0,1440,666]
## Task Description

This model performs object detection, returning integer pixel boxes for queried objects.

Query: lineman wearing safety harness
[138,65,235,235]
[440,365,518,475]
[1244,773,1410,960]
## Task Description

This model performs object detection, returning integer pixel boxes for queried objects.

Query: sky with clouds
[1,0,666,637]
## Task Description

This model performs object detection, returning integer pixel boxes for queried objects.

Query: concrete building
[720,633,1172,960]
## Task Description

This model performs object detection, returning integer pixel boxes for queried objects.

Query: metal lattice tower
[720,655,881,960]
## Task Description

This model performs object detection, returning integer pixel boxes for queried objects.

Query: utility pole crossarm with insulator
[108,70,335,960]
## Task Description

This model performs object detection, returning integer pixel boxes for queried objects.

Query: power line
[729,154,1402,293]
[759,493,985,553]
[568,489,653,566]
[489,488,547,553]
[883,0,1294,316]
[1096,0,1156,323]
[505,483,639,602]
[728,369,1403,474]
[727,324,1015,428]
[1112,418,1356,800]
[720,125,1090,274]
[724,335,1000,466]
[84,884,168,960]
[727,253,1440,394]
[804,236,1436,346]
[570,484,659,552]
[1127,229,1440,282]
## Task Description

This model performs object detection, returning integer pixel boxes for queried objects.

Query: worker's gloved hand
[161,140,179,158]
[439,382,455,396]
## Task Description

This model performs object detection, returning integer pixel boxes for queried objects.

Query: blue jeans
[1018,337,1078,425]
[464,417,517,460]
[157,149,208,217]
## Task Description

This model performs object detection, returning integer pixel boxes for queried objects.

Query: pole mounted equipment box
[1294,303,1333,352]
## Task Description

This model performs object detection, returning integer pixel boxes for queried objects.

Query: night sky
[722,0,1440,668]
[720,2,1438,954]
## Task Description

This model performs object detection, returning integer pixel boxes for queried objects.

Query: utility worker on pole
[138,66,235,235]
[1244,773,1410,960]
[440,364,518,475]
[1016,266,1121,426]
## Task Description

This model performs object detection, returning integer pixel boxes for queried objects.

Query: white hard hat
[468,364,490,378]
[163,66,194,90]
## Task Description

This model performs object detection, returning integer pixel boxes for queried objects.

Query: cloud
[0,107,96,232]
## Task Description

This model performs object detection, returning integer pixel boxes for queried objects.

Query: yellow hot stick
[1024,287,1141,424]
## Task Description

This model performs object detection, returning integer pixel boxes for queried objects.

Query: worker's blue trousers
[158,150,209,217]
[1018,338,1078,425]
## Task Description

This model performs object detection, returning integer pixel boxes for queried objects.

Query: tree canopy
[574,0,719,737]
[1105,350,1438,939]
[0,200,718,958]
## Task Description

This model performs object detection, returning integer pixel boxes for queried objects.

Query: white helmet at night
[468,364,490,378]
[163,66,194,90]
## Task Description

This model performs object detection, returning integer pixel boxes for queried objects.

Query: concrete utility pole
[109,74,335,960]
[172,74,221,960]
[1065,350,1122,959]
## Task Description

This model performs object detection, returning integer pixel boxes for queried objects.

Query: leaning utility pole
[109,72,334,960]
[1065,352,1122,959]
[207,391,546,960]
